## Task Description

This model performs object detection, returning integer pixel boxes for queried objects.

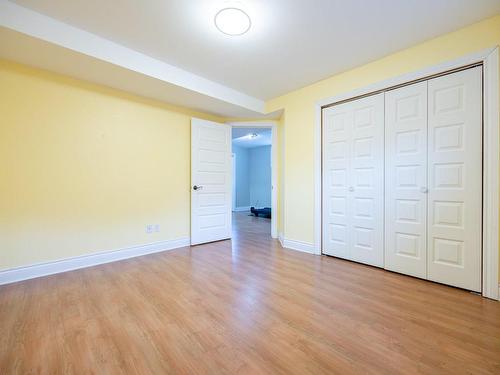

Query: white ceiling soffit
[0,0,272,118]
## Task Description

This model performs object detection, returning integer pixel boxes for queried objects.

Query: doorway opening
[229,122,278,240]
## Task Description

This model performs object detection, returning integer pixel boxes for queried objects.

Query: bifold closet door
[384,67,482,292]
[385,81,428,278]
[427,67,482,292]
[322,93,384,267]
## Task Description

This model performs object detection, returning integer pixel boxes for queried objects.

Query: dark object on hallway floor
[251,206,271,218]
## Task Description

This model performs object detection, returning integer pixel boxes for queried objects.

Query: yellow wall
[1,14,498,275]
[0,59,222,271]
[266,14,500,248]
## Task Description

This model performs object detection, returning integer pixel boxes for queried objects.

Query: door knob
[348,186,354,192]
[193,185,203,191]
[420,187,428,193]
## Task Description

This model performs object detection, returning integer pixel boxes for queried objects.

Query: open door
[191,118,232,245]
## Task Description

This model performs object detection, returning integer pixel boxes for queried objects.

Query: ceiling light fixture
[215,7,251,36]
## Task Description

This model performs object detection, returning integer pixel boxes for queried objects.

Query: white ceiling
[232,128,272,148]
[9,0,500,100]
[1,1,499,118]
[0,0,275,118]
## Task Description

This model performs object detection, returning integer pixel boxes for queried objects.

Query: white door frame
[227,121,278,239]
[231,153,236,211]
[313,47,499,300]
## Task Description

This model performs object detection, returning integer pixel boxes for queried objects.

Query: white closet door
[349,94,385,266]
[427,67,482,292]
[322,93,384,267]
[385,82,428,278]
[323,102,352,259]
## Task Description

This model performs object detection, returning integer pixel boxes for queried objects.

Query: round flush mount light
[215,7,251,36]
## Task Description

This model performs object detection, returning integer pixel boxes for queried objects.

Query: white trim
[314,106,322,255]
[0,1,264,114]
[228,121,278,239]
[0,237,190,285]
[483,48,499,300]
[278,232,285,248]
[314,47,500,299]
[271,124,279,239]
[232,153,237,211]
[233,206,251,212]
[281,238,316,254]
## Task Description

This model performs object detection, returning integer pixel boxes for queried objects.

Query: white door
[191,118,232,245]
[427,67,482,292]
[322,93,385,267]
[385,81,428,278]
[323,102,351,259]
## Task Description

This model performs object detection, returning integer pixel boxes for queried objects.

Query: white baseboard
[0,237,190,285]
[233,206,251,212]
[278,232,285,247]
[281,237,316,254]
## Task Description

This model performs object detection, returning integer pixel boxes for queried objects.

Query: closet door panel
[349,94,385,267]
[427,67,482,292]
[384,82,428,278]
[322,105,352,259]
[322,93,384,266]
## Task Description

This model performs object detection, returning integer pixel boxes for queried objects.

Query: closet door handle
[348,186,354,192]
[420,187,428,194]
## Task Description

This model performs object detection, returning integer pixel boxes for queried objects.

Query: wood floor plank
[0,212,499,374]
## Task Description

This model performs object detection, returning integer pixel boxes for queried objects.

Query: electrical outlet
[146,224,154,234]
[154,224,160,232]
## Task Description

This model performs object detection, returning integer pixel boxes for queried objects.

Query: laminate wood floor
[1,212,499,374]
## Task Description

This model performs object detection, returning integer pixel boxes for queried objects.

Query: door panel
[323,94,384,267]
[385,81,428,278]
[323,106,351,259]
[191,118,232,245]
[427,67,482,292]
[349,94,385,267]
